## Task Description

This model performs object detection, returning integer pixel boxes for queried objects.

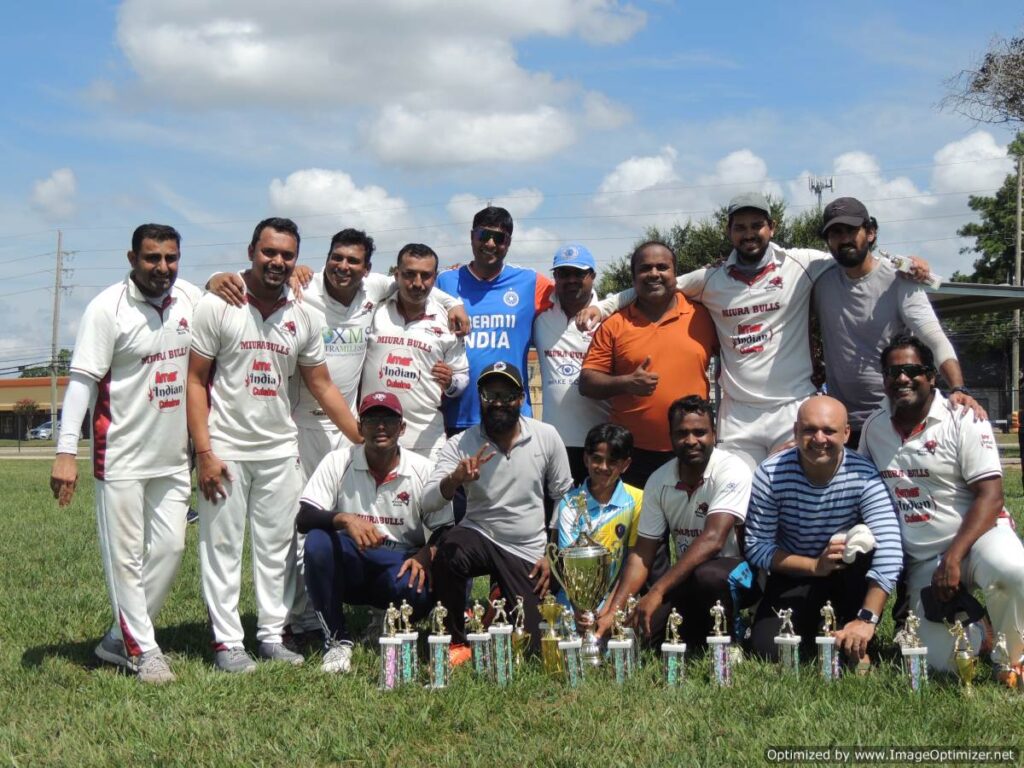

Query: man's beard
[482,406,518,435]
[834,244,869,268]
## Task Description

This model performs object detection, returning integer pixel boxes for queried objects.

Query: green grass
[2,460,1024,767]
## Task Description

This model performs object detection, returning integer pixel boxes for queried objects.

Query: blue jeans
[303,530,433,642]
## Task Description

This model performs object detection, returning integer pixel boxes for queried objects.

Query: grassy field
[2,460,1024,767]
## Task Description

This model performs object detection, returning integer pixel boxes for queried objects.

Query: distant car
[28,421,58,440]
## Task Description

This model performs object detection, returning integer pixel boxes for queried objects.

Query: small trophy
[991,632,1017,689]
[539,594,565,677]
[378,602,403,691]
[398,599,418,685]
[427,602,451,690]
[773,607,800,675]
[624,594,642,670]
[466,600,493,678]
[661,608,686,688]
[898,611,927,693]
[510,595,531,667]
[816,601,839,682]
[558,607,585,688]
[489,597,514,687]
[606,605,634,684]
[948,619,977,692]
[707,599,732,686]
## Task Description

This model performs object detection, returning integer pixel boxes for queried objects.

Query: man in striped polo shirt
[745,396,903,664]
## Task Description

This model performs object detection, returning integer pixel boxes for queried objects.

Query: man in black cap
[813,196,984,445]
[423,361,574,662]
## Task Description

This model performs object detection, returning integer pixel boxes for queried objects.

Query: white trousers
[716,396,806,472]
[95,470,190,655]
[905,523,1024,672]
[198,457,303,647]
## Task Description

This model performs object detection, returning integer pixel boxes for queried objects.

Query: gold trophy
[427,602,451,690]
[948,619,977,691]
[558,606,585,687]
[606,605,634,684]
[378,602,403,691]
[489,597,514,687]
[466,599,493,678]
[398,599,418,685]
[815,601,839,682]
[662,608,686,688]
[707,600,732,686]
[898,611,927,692]
[546,492,618,667]
[509,595,531,667]
[539,594,565,677]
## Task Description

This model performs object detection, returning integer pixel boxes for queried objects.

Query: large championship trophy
[816,601,839,682]
[546,492,618,667]
[898,611,927,693]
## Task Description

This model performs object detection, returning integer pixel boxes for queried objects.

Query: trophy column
[559,638,585,688]
[428,634,452,689]
[379,636,402,691]
[489,625,514,686]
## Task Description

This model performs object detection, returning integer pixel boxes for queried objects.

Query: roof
[927,281,1024,318]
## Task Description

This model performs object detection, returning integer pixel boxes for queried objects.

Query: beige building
[0,377,68,439]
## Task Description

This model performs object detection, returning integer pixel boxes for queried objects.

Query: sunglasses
[361,414,402,428]
[472,228,509,246]
[479,390,521,406]
[883,364,932,380]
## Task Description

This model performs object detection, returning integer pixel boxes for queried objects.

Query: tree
[943,34,1024,126]
[13,398,39,443]
[19,348,71,378]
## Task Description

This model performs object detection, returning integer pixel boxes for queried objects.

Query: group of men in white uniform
[49,190,1024,682]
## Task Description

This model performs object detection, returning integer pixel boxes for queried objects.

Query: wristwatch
[856,608,880,625]
[949,386,971,397]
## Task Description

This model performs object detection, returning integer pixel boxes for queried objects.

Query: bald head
[794,396,850,480]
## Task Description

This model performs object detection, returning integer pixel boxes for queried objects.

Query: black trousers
[432,526,543,652]
[748,553,873,661]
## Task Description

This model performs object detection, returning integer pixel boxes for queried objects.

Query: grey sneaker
[215,647,257,674]
[257,642,304,666]
[137,651,176,684]
[321,641,353,674]
[94,632,138,673]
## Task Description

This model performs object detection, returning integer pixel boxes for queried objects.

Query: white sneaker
[321,641,353,674]
[137,651,176,684]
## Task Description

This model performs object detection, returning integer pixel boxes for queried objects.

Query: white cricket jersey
[677,243,833,406]
[532,293,611,447]
[360,294,469,456]
[69,275,200,481]
[300,444,453,548]
[191,289,325,461]
[859,391,1006,562]
[637,448,752,559]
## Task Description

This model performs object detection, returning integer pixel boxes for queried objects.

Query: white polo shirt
[360,293,469,456]
[676,243,833,406]
[859,391,1005,562]
[300,444,453,548]
[532,293,611,448]
[69,275,200,481]
[637,448,751,559]
[191,288,325,461]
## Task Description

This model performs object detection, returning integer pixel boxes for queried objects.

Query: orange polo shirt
[582,292,716,452]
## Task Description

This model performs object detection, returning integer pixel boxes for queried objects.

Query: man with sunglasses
[814,197,983,445]
[860,335,1024,674]
[424,361,574,661]
[296,392,453,673]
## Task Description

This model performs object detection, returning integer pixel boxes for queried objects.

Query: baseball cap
[358,391,403,417]
[726,191,771,218]
[821,197,870,236]
[477,361,524,392]
[551,243,596,272]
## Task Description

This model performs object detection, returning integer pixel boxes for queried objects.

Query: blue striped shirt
[745,448,903,593]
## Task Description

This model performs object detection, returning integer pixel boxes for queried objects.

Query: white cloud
[30,168,77,221]
[931,131,1013,194]
[446,188,546,224]
[268,169,411,234]
[582,91,632,130]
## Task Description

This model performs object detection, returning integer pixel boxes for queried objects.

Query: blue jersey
[436,263,552,429]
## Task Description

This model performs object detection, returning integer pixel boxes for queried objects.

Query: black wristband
[949,386,971,397]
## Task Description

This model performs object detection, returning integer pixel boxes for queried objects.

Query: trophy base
[581,633,603,667]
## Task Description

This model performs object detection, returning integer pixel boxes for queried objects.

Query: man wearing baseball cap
[533,243,611,484]
[812,196,983,445]
[296,391,454,673]
[424,361,574,660]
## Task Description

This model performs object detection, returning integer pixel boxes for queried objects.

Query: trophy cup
[489,597,514,687]
[539,594,565,677]
[466,600,493,678]
[546,492,617,667]
[427,602,451,690]
[816,601,839,682]
[898,611,927,693]
[378,602,403,691]
[948,619,977,692]
[707,600,732,686]
[510,595,531,667]
[558,606,585,688]
[606,605,634,684]
[773,607,800,675]
[398,599,418,685]
[661,608,686,688]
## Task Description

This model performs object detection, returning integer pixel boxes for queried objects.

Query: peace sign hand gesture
[450,444,497,486]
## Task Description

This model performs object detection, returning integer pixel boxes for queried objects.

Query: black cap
[477,361,524,391]
[821,197,870,236]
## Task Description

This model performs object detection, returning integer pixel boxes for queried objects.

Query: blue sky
[1,1,1021,375]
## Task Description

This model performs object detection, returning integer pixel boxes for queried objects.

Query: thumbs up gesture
[625,356,659,397]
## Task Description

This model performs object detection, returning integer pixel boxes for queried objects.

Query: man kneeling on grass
[296,392,453,673]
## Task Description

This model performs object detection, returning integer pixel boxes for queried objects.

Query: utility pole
[808,175,834,211]
[50,230,64,433]
[1013,155,1022,416]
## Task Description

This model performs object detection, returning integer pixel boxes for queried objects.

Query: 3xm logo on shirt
[244,355,281,400]
[147,364,184,412]
[323,326,365,355]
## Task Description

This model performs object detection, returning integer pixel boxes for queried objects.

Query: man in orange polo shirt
[580,241,717,488]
